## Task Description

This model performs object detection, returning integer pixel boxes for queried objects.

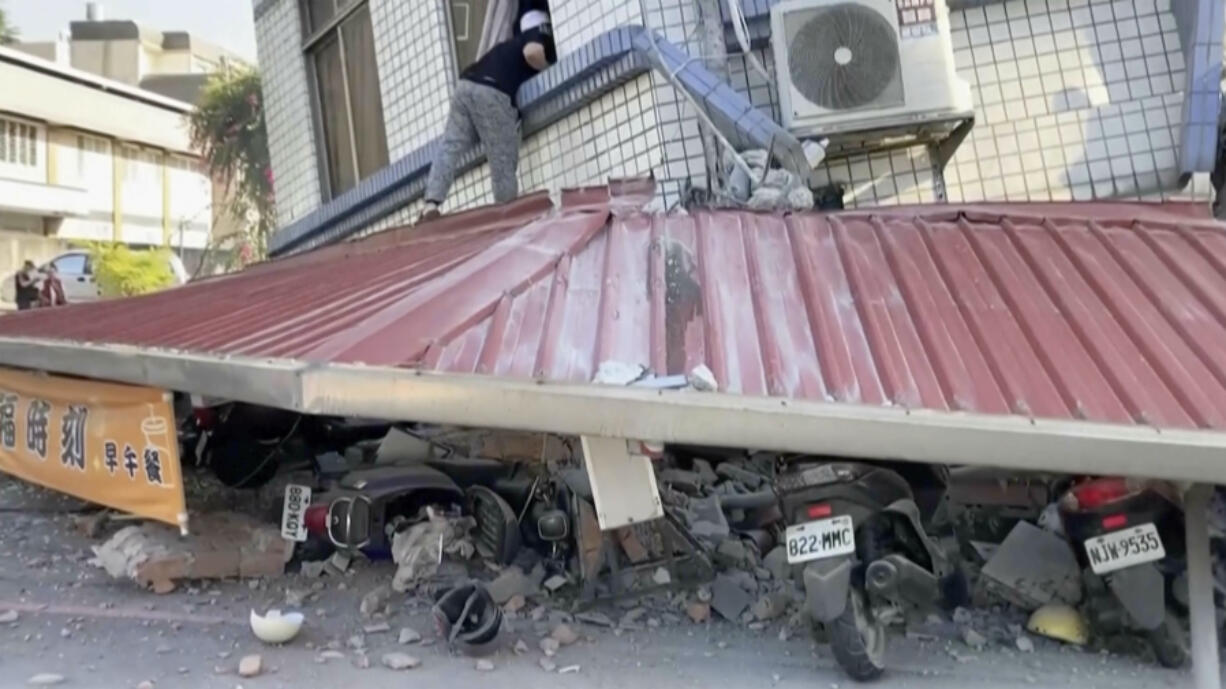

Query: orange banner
[0,367,186,530]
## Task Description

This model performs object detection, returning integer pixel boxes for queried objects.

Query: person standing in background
[14,261,39,311]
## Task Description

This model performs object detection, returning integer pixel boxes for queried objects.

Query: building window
[449,0,492,73]
[301,0,389,200]
[0,117,38,168]
[447,0,539,75]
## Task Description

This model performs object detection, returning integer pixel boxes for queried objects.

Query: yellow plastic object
[1026,604,1089,645]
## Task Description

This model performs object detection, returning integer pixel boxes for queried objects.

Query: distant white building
[0,46,213,276]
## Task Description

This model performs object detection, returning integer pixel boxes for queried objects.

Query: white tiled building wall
[371,0,456,159]
[257,0,1208,244]
[726,0,1198,206]
[254,0,321,228]
[551,0,643,54]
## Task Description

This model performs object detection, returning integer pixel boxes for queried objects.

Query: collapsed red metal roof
[3,187,1226,434]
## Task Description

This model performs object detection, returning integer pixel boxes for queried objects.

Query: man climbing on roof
[419,2,557,222]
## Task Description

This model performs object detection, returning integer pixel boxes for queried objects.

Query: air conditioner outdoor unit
[770,0,972,137]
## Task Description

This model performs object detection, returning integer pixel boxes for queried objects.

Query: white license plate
[280,484,312,542]
[1085,522,1165,575]
[785,515,856,564]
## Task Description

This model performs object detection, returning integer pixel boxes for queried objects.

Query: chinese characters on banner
[0,367,186,531]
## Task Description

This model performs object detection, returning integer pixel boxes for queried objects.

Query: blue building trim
[271,25,811,256]
[1172,0,1225,175]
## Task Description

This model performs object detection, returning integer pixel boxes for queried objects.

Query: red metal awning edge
[2,335,1224,485]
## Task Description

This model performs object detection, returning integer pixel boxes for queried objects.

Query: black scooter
[775,459,960,681]
[1057,477,1188,667]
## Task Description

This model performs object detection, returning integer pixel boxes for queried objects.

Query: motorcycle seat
[425,457,510,487]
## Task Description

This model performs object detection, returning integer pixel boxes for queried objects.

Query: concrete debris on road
[487,565,543,604]
[398,627,422,644]
[559,664,581,674]
[539,657,558,672]
[26,674,66,686]
[551,623,580,646]
[91,513,292,591]
[686,601,711,623]
[237,654,262,678]
[575,611,615,627]
[359,584,395,618]
[389,512,477,592]
[381,652,422,670]
[979,521,1082,610]
[476,659,496,671]
[710,574,754,621]
[540,637,561,656]
[961,627,987,650]
[0,609,19,623]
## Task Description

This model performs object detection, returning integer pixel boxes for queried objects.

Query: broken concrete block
[398,627,422,645]
[652,567,672,585]
[979,521,1081,611]
[359,585,395,618]
[716,463,765,489]
[751,592,791,622]
[692,459,718,485]
[390,513,477,592]
[539,637,560,656]
[962,627,987,650]
[237,655,262,678]
[380,652,421,670]
[715,539,748,568]
[687,365,718,392]
[487,566,539,605]
[686,601,711,623]
[543,575,568,592]
[763,546,789,582]
[91,513,291,590]
[551,623,579,646]
[710,574,754,621]
[658,470,702,496]
[687,496,730,548]
[575,611,614,628]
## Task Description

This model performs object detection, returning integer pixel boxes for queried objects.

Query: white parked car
[2,249,189,305]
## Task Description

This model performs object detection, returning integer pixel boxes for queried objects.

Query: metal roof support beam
[3,338,1226,486]
[1185,483,1221,689]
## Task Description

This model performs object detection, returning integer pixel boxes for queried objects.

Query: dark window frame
[299,0,389,202]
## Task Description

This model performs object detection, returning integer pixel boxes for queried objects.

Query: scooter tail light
[1064,477,1141,511]
[304,504,329,534]
[807,503,832,519]
[1101,513,1128,530]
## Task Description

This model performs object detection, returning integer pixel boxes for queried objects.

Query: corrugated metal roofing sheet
[3,188,1226,433]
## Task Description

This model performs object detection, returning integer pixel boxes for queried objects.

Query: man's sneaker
[416,202,442,224]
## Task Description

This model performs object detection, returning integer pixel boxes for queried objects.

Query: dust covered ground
[0,473,1213,689]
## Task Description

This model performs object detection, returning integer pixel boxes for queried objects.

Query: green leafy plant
[188,67,274,264]
[86,243,176,298]
[0,2,18,45]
